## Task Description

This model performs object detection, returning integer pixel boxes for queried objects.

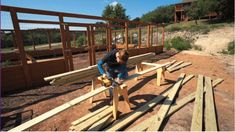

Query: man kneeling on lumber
[97,49,129,96]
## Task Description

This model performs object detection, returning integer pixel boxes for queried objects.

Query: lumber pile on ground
[44,52,155,85]
[68,74,223,131]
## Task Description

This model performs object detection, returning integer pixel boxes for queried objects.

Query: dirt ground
[1,50,234,131]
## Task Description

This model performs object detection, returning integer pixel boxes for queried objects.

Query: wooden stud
[162,26,165,46]
[147,73,185,131]
[10,9,32,87]
[59,15,69,71]
[167,61,184,71]
[29,30,36,52]
[156,67,163,86]
[147,25,150,47]
[138,27,141,48]
[88,113,113,131]
[112,87,119,120]
[125,22,128,50]
[134,63,142,81]
[71,105,110,126]
[65,25,74,71]
[205,77,217,131]
[72,107,113,131]
[168,62,192,73]
[11,30,17,49]
[73,32,76,47]
[90,26,96,65]
[90,78,96,103]
[191,75,204,131]
[87,26,92,66]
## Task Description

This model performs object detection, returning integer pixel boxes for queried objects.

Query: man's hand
[102,74,107,78]
[115,78,123,84]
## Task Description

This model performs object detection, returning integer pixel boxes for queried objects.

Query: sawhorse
[90,79,131,120]
[135,63,166,86]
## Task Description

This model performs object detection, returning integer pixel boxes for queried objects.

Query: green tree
[102,3,129,26]
[188,0,219,24]
[140,5,174,23]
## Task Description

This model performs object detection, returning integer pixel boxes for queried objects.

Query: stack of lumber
[44,52,155,85]
[68,74,222,131]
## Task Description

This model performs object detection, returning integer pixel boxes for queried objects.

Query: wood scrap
[88,113,113,131]
[166,61,184,71]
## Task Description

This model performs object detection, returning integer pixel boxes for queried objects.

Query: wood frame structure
[1,5,165,93]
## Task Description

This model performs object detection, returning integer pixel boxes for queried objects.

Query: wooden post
[11,30,17,49]
[73,32,76,47]
[147,25,150,47]
[59,15,69,71]
[162,26,165,46]
[130,31,132,45]
[125,22,128,50]
[46,29,52,50]
[29,30,36,52]
[156,25,158,45]
[108,23,112,51]
[106,28,109,52]
[10,9,32,87]
[138,27,141,48]
[90,26,96,65]
[114,31,117,45]
[65,25,74,71]
[151,26,153,46]
[87,26,92,66]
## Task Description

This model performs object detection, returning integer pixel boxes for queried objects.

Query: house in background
[174,0,218,23]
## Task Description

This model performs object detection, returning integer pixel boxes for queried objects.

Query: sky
[1,0,181,29]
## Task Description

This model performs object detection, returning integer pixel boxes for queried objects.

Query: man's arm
[117,64,128,79]
[98,59,105,75]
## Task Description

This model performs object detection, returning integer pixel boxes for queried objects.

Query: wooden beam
[71,107,113,131]
[10,9,32,87]
[59,15,69,71]
[141,60,176,68]
[65,25,74,71]
[87,26,92,66]
[105,74,194,131]
[147,73,186,131]
[125,22,129,50]
[205,76,217,131]
[129,77,223,131]
[138,27,141,48]
[168,62,192,73]
[90,26,96,65]
[166,61,183,71]
[88,113,113,131]
[46,30,52,49]
[71,105,110,126]
[191,75,204,131]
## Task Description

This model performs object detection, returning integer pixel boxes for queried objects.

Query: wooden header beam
[1,5,155,25]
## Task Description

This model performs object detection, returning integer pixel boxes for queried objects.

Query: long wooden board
[147,73,185,131]
[191,75,204,131]
[105,74,194,131]
[141,60,176,68]
[166,61,183,71]
[87,113,113,131]
[129,78,223,131]
[9,62,170,132]
[168,62,192,73]
[71,107,113,131]
[71,105,110,126]
[205,76,217,131]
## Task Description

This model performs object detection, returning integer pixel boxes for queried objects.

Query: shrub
[164,39,171,50]
[192,44,202,51]
[171,37,192,51]
[227,41,234,54]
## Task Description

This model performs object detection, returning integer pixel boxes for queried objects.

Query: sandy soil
[1,50,234,131]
